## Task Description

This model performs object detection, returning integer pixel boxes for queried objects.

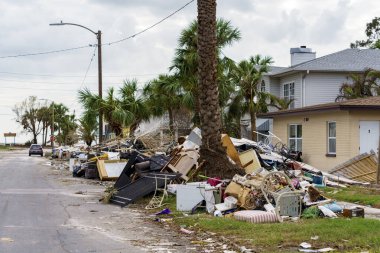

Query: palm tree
[197,0,241,178]
[79,110,97,146]
[231,55,273,141]
[171,18,241,125]
[143,74,183,136]
[78,87,133,137]
[53,103,70,146]
[336,68,380,101]
[269,95,295,110]
[59,113,78,145]
[37,106,51,146]
[119,79,150,137]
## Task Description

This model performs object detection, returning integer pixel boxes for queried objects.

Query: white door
[359,121,380,154]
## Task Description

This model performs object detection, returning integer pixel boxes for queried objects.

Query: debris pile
[52,128,377,225]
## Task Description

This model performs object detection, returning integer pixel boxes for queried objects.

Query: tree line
[78,18,293,143]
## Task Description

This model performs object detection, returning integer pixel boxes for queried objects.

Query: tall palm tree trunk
[197,0,241,178]
[250,109,257,142]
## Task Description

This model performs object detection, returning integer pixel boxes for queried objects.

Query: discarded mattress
[234,210,278,224]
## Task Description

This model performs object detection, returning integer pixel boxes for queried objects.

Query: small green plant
[101,186,117,204]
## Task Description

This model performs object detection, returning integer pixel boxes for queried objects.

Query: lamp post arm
[49,22,98,35]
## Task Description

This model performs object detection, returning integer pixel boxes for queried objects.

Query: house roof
[269,49,380,76]
[259,96,380,117]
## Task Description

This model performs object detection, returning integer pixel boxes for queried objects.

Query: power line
[0,77,146,85]
[0,45,93,59]
[105,0,195,46]
[0,86,93,92]
[0,0,194,59]
[68,46,98,109]
[0,71,159,78]
[79,46,97,89]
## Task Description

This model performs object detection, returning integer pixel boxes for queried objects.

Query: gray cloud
[0,0,379,142]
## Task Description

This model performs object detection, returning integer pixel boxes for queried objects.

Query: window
[327,122,336,154]
[261,80,266,92]
[283,82,295,108]
[289,124,302,151]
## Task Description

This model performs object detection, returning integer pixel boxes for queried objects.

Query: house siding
[271,110,352,171]
[279,73,302,108]
[304,72,349,106]
[268,76,280,97]
[261,76,270,93]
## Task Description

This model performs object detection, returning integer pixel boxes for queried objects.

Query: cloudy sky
[0,0,379,143]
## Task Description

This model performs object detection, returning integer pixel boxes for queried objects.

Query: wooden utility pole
[97,30,103,143]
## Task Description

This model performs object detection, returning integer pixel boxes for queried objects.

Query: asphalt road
[0,150,144,253]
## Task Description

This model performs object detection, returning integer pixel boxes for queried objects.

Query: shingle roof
[259,96,380,117]
[270,49,380,76]
[268,66,287,75]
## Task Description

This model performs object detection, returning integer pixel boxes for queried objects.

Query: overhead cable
[0,0,194,59]
[0,71,159,78]
[105,0,194,46]
[0,45,93,59]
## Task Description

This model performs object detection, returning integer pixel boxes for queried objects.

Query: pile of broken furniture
[63,128,376,224]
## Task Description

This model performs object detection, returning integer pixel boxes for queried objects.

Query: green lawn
[178,215,380,252]
[322,186,380,208]
[144,195,380,252]
[0,145,10,151]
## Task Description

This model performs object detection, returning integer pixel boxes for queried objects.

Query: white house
[249,46,380,140]
[263,46,380,109]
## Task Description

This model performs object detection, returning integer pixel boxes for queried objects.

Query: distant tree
[351,17,380,49]
[171,18,241,125]
[119,79,150,137]
[336,68,380,101]
[79,79,149,138]
[143,74,183,136]
[13,96,43,144]
[79,87,130,137]
[269,95,295,110]
[79,110,97,146]
[37,105,51,146]
[231,55,273,141]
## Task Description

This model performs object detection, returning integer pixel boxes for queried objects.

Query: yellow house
[259,96,380,171]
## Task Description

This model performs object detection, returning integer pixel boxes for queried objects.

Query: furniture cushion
[234,210,278,223]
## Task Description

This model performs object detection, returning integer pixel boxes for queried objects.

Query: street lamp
[49,21,103,143]
[39,99,55,153]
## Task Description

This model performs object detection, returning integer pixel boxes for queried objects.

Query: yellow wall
[271,110,367,171]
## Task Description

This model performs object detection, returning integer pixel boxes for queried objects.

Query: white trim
[288,123,302,151]
[327,121,336,154]
[282,81,295,109]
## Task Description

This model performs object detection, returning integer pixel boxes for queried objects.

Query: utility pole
[49,21,103,144]
[51,102,55,151]
[97,30,103,143]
